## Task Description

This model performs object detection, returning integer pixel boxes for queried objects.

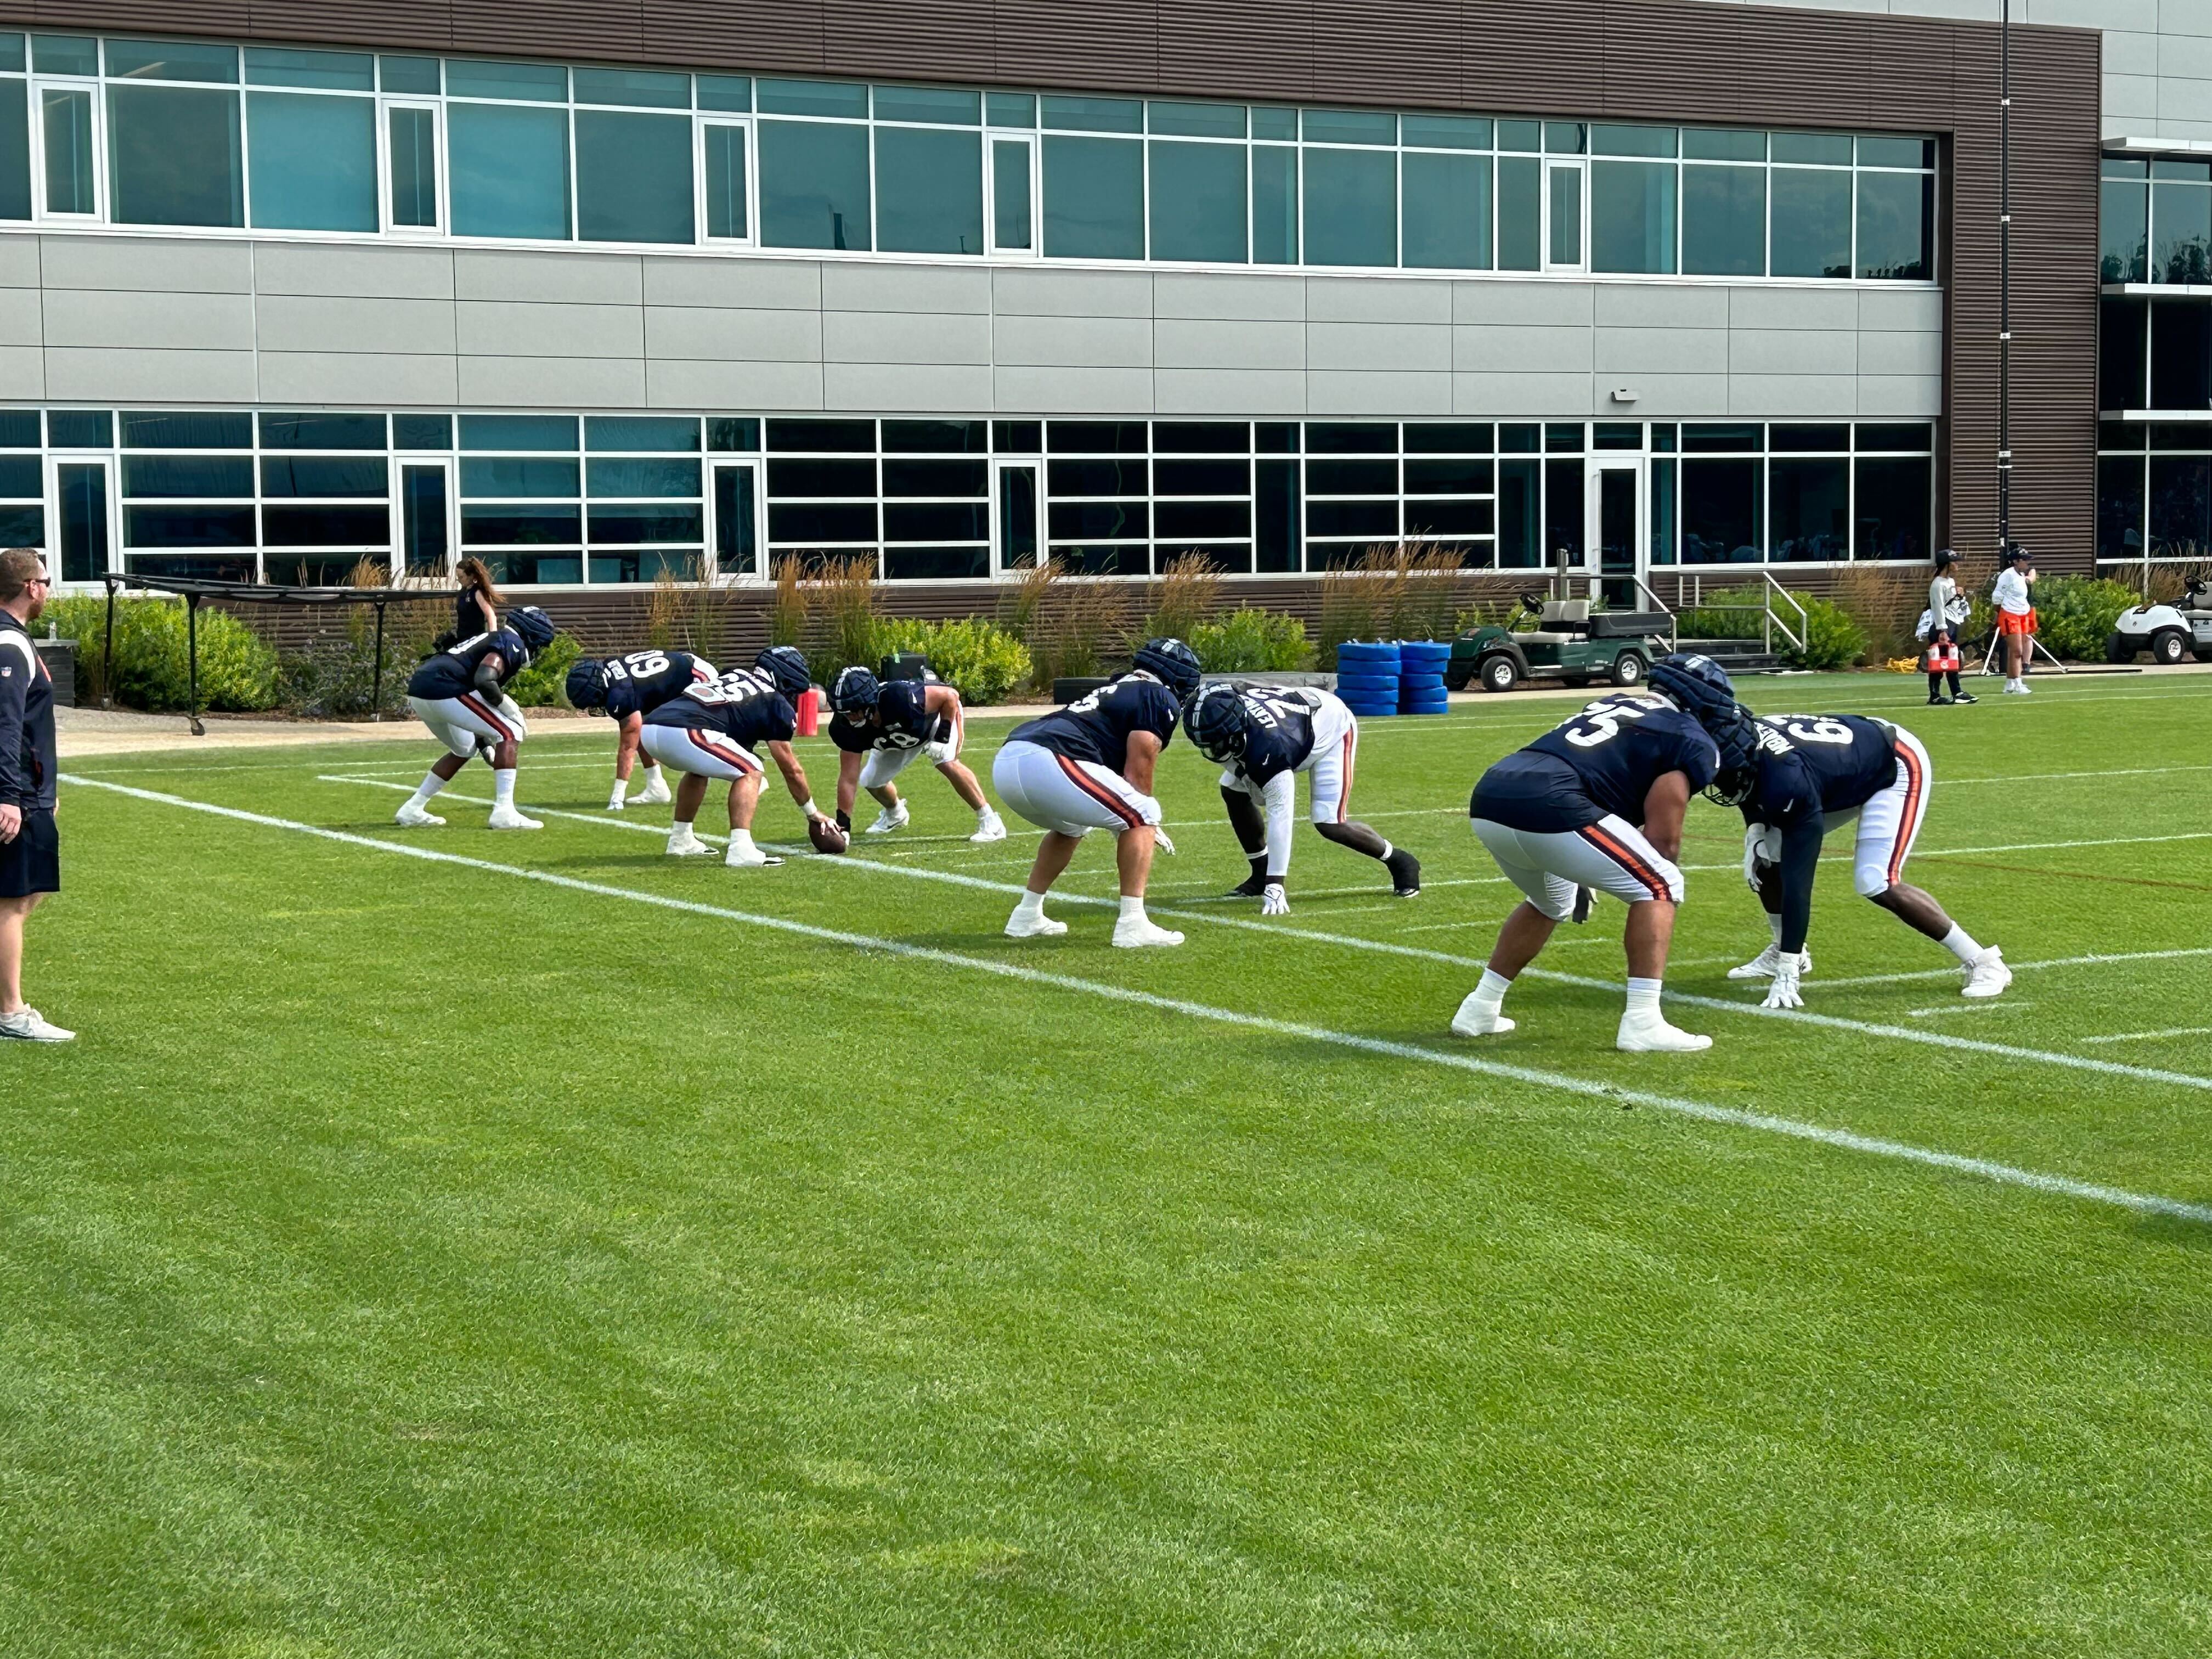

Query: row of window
[2100,297,2212,412]
[2098,422,2212,560]
[10,407,1935,585]
[0,32,1938,280]
[2102,155,2212,286]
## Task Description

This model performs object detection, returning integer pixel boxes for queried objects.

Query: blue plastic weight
[1336,641,1403,665]
[1334,674,1398,697]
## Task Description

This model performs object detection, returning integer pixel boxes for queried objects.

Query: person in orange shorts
[1993,543,2037,694]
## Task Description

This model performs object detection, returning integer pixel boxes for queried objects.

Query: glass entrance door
[52,460,109,584]
[1590,461,1643,611]
[992,460,1039,572]
[396,460,452,578]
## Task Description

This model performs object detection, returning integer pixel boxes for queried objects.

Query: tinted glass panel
[1153,459,1248,494]
[263,504,388,545]
[1305,500,1396,538]
[461,505,581,544]
[1302,109,1393,146]
[1683,423,1759,453]
[1402,500,1491,535]
[1856,425,1933,452]
[883,501,989,539]
[449,102,569,238]
[380,57,439,95]
[1857,170,1932,279]
[768,458,874,495]
[883,420,986,453]
[1040,95,1141,134]
[1402,150,1488,269]
[1680,460,1759,562]
[768,501,876,540]
[1047,422,1147,453]
[1149,139,1245,261]
[125,504,255,545]
[1591,159,1674,273]
[704,124,748,238]
[993,420,1043,453]
[0,505,40,543]
[577,110,693,242]
[1253,145,1297,264]
[106,40,237,83]
[2102,178,2148,284]
[1404,458,1493,494]
[589,505,703,542]
[1042,135,1142,258]
[708,417,760,452]
[48,410,111,448]
[2154,180,2212,284]
[1048,458,1147,493]
[1683,128,1764,162]
[713,465,757,573]
[0,412,37,447]
[122,411,251,448]
[873,85,977,125]
[877,125,983,254]
[1308,424,1395,454]
[2102,298,2148,411]
[884,545,989,579]
[1155,499,1248,538]
[1148,100,1242,139]
[586,458,702,497]
[760,119,871,249]
[459,415,575,452]
[247,91,376,231]
[1682,165,1764,276]
[1304,147,1395,266]
[1857,136,1932,170]
[1404,424,1492,453]
[2098,454,2145,561]
[1769,456,1848,560]
[388,105,438,228]
[1402,114,1489,151]
[259,456,387,496]
[460,458,579,497]
[882,459,987,495]
[988,92,1036,128]
[394,415,454,449]
[1307,460,1395,494]
[261,413,385,450]
[768,419,874,453]
[698,75,751,114]
[245,47,374,91]
[992,138,1031,250]
[0,454,38,494]
[445,60,565,101]
[0,81,29,221]
[758,79,866,119]
[2151,454,2212,552]
[40,88,94,215]
[109,85,243,226]
[1771,167,1851,279]
[32,35,98,76]
[1771,132,1850,166]
[572,67,689,109]
[1154,424,1247,454]
[1770,424,1849,452]
[1853,457,1931,560]
[1497,458,1539,565]
[1497,155,1540,270]
[2152,302,2212,410]
[1048,500,1148,538]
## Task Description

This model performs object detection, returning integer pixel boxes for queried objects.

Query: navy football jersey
[408,628,526,700]
[1009,675,1180,772]
[645,667,797,749]
[1472,692,1719,831]
[828,679,946,755]
[1234,689,1321,788]
[603,650,713,719]
[1741,714,1898,828]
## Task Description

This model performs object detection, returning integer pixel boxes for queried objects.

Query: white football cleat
[1962,946,2012,998]
[487,807,543,831]
[0,1007,74,1042]
[866,801,910,835]
[1450,994,1514,1039]
[1111,916,1184,948]
[970,810,1008,844]
[1004,909,1067,939]
[666,831,714,857]
[2002,680,2032,695]
[394,802,445,828]
[1728,944,1811,981]
[1617,1012,1713,1053]
[635,772,672,805]
[725,843,784,868]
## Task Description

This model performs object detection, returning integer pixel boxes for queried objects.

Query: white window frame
[31,76,105,223]
[392,454,456,580]
[707,455,765,584]
[379,97,445,236]
[1542,156,1586,274]
[1587,454,1645,586]
[43,448,117,586]
[985,129,1037,259]
[695,113,754,246]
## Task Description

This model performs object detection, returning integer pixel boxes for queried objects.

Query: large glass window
[108,83,241,226]
[1770,165,1850,279]
[2102,298,2148,413]
[0,78,29,219]
[1149,139,1245,263]
[1041,134,1141,259]
[1682,137,1765,278]
[2102,156,2148,285]
[1855,168,1932,279]
[448,101,568,239]
[1402,150,1488,270]
[1304,146,1395,267]
[575,109,692,243]
[2152,301,2212,411]
[758,117,869,249]
[246,91,375,232]
[2153,160,2212,285]
[877,125,982,255]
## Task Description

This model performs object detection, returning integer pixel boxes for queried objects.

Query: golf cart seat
[1515,597,1590,645]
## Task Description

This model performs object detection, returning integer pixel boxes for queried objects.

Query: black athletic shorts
[0,809,58,899]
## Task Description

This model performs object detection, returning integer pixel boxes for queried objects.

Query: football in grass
[808,816,850,855]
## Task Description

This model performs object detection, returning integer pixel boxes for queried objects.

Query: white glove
[1762,960,1804,1010]
[1261,883,1290,916]
[923,739,955,765]
[1151,826,1176,856]
[1743,823,1777,893]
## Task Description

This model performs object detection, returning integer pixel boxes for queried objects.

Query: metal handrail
[1760,572,1808,654]
[1664,570,1804,659]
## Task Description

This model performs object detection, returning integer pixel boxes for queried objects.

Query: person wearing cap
[1993,544,2037,695]
[1925,549,1975,706]
[0,547,69,1041]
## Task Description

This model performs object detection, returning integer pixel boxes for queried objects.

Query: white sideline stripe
[65,772,2212,1228]
[1908,1002,2031,1019]
[1813,946,2212,990]
[2080,1026,2212,1046]
[318,774,2212,1096]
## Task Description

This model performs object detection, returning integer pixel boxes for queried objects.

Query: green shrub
[40,595,280,712]
[2032,575,2140,662]
[277,597,448,719]
[1190,608,1312,672]
[1790,595,1869,671]
[874,618,1034,706]
[1675,583,1866,669]
[506,631,583,707]
[1675,583,1770,641]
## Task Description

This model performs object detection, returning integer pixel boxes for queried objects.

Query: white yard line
[67,771,2212,1228]
[1813,946,2212,990]
[1908,1002,2032,1019]
[2079,1026,2212,1046]
[319,773,2212,1095]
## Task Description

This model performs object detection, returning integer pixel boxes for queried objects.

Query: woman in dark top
[455,557,501,642]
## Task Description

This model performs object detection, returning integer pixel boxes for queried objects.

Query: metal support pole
[185,592,205,737]
[371,599,387,721]
[101,577,116,709]
[1998,0,2012,558]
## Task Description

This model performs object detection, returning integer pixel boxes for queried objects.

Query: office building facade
[0,0,2124,633]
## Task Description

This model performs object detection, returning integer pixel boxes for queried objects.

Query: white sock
[1014,889,1046,920]
[408,769,448,808]
[978,804,997,822]
[1378,839,1394,861]
[1940,923,1983,964]
[672,817,696,840]
[642,762,661,783]
[1767,911,1785,945]
[1625,977,1663,1018]
[493,769,517,810]
[1469,967,1513,1012]
[610,775,630,804]
[1118,895,1148,924]
[729,828,756,855]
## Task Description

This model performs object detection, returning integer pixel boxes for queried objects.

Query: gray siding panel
[643,306,823,363]
[0,346,42,399]
[459,355,648,406]
[822,309,993,366]
[453,249,643,305]
[1153,318,1306,371]
[1307,369,1451,414]
[455,300,644,358]
[45,346,257,402]
[642,257,821,310]
[42,288,256,351]
[256,351,461,405]
[824,362,995,410]
[256,295,458,356]
[1153,367,1306,414]
[253,243,456,301]
[37,236,250,294]
[992,314,1154,368]
[646,358,826,410]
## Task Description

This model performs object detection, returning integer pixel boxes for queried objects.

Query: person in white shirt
[1924,548,1976,706]
[1992,544,2036,694]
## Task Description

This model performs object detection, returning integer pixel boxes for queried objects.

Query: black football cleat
[1227,865,1271,899]
[1953,692,1978,704]
[1571,884,1595,924]
[1385,848,1423,898]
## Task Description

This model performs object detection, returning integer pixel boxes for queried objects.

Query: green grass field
[8,671,2212,1656]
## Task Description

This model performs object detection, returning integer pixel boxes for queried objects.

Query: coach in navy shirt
[0,549,68,1042]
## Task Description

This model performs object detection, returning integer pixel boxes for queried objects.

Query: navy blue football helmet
[831,664,881,717]
[754,644,812,699]
[1651,653,1761,802]
[565,657,612,713]
[508,605,556,656]
[1184,683,1251,764]
[1131,637,1203,704]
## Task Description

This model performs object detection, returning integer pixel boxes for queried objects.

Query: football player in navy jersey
[991,638,1199,947]
[1184,682,1419,913]
[396,605,557,831]
[639,645,833,867]
[1455,653,1736,1052]
[827,666,1006,843]
[1711,712,2010,1006]
[566,649,718,810]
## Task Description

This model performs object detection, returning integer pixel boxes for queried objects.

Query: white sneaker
[1450,993,1514,1038]
[2002,681,2031,695]
[635,773,672,805]
[1728,944,1812,981]
[0,1007,74,1042]
[970,810,1008,844]
[487,806,543,831]
[1962,945,2012,998]
[1111,916,1184,948]
[394,801,445,828]
[1005,908,1066,939]
[725,843,785,868]
[866,801,910,835]
[667,831,714,857]
[1617,1012,1713,1053]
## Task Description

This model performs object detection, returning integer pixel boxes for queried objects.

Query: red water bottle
[794,686,822,736]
